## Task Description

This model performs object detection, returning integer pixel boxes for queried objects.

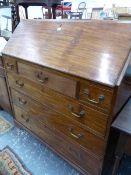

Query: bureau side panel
[112,76,131,118]
[0,56,12,113]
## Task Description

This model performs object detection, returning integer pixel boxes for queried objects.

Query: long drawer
[10,82,109,138]
[18,62,78,98]
[11,89,106,158]
[14,105,103,175]
[5,56,114,111]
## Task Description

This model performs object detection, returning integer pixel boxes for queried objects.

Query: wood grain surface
[14,105,103,175]
[2,20,131,87]
[3,20,131,175]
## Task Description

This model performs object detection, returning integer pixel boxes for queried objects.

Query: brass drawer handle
[69,128,83,139]
[36,73,48,84]
[18,97,27,105]
[6,63,14,70]
[16,80,24,88]
[21,114,29,122]
[68,104,85,118]
[82,89,105,104]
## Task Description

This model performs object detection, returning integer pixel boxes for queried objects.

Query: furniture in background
[0,37,12,113]
[11,4,18,32]
[1,15,12,40]
[112,6,131,20]
[91,7,103,19]
[0,1,5,6]
[112,97,131,175]
[2,20,131,175]
[0,1,3,6]
[1,15,11,31]
[14,0,62,22]
[114,7,129,15]
[70,2,86,19]
[55,1,72,19]
[0,0,9,6]
[41,6,49,19]
[118,13,131,20]
[0,6,12,40]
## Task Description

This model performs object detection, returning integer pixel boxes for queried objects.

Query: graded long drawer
[18,62,78,98]
[14,105,103,175]
[4,57,114,112]
[11,89,106,158]
[10,77,109,138]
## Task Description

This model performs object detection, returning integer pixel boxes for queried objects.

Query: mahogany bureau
[2,20,131,175]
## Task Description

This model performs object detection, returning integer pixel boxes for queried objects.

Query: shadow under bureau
[2,20,131,175]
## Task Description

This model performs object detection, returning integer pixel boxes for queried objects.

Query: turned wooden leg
[48,7,52,19]
[24,6,28,19]
[52,6,56,19]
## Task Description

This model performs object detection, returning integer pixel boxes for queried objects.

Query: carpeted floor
[0,110,131,175]
[0,110,80,175]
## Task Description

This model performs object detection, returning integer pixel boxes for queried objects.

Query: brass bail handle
[16,80,24,88]
[36,72,48,84]
[69,128,84,139]
[6,63,14,70]
[68,104,85,118]
[83,89,105,104]
[21,113,30,122]
[18,97,27,105]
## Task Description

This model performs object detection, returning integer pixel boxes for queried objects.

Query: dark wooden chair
[112,97,131,175]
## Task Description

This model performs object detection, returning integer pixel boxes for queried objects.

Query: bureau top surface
[2,20,131,87]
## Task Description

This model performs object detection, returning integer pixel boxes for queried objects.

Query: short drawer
[17,62,78,98]
[11,87,108,138]
[14,105,103,175]
[4,56,17,73]
[12,90,106,158]
[79,81,114,111]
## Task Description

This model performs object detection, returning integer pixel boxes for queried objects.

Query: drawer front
[11,90,106,157]
[14,105,103,175]
[18,62,78,98]
[79,81,113,111]
[11,87,108,138]
[4,56,17,73]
